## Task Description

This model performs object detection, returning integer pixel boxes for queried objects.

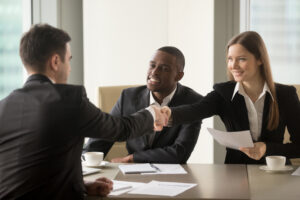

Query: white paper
[207,128,254,150]
[292,166,300,176]
[128,181,197,196]
[141,164,187,175]
[109,180,146,196]
[82,167,101,176]
[119,163,156,174]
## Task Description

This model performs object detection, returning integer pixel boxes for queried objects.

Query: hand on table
[85,177,113,197]
[239,142,266,160]
[111,154,134,163]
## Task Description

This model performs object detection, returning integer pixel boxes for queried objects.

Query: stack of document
[118,163,187,175]
[119,163,156,174]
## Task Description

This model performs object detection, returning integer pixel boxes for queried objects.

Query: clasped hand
[151,106,172,131]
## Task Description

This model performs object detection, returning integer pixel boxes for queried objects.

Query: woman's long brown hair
[226,31,279,130]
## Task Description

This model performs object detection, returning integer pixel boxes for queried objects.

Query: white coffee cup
[84,152,104,166]
[266,156,286,170]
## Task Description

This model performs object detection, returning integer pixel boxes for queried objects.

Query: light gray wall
[31,0,83,85]
[213,0,240,164]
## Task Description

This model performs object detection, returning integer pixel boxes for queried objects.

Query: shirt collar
[150,85,177,106]
[231,82,274,101]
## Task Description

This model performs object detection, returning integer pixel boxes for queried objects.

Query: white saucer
[82,161,109,168]
[259,165,293,173]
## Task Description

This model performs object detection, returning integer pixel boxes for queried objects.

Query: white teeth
[150,78,159,82]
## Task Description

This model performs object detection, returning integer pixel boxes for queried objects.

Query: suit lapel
[259,94,271,140]
[168,83,181,107]
[134,87,150,111]
[231,93,250,131]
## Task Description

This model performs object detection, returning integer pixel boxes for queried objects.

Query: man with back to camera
[84,46,203,163]
[0,24,167,200]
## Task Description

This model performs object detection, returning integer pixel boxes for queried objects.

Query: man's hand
[151,105,170,131]
[161,106,171,120]
[111,154,134,163]
[239,142,266,160]
[85,177,113,197]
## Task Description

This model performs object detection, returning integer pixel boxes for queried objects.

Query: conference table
[84,163,300,200]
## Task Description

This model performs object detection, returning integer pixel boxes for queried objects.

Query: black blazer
[84,84,202,163]
[0,74,154,200]
[172,81,300,164]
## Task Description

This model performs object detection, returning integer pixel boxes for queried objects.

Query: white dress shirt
[232,82,273,141]
[146,86,177,120]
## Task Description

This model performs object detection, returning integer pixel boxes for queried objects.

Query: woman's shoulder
[212,81,236,101]
[275,83,297,95]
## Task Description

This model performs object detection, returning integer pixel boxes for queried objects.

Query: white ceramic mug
[84,152,104,166]
[266,156,286,170]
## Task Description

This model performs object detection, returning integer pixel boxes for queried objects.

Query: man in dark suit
[84,46,203,163]
[0,24,166,200]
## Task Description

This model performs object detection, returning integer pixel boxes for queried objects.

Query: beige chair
[283,84,300,144]
[98,85,139,161]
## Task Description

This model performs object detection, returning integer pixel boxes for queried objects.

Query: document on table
[292,166,300,176]
[128,181,197,196]
[141,164,187,175]
[207,128,254,150]
[119,163,156,174]
[109,180,146,196]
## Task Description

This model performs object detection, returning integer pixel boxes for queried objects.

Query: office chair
[98,85,139,161]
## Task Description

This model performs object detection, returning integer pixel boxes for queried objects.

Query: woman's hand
[239,142,266,160]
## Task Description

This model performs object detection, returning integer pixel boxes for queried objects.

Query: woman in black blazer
[165,31,300,164]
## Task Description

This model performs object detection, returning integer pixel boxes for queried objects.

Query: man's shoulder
[53,84,85,101]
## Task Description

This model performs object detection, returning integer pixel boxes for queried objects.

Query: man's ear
[175,71,184,82]
[50,54,60,71]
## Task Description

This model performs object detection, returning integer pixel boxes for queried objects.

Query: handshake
[151,105,172,131]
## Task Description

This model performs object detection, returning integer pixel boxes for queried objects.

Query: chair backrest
[98,85,138,112]
[283,84,300,144]
[97,85,139,161]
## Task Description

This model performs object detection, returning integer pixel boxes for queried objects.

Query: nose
[232,59,239,69]
[150,66,160,75]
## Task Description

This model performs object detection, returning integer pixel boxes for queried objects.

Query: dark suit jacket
[0,74,154,200]
[84,84,202,163]
[172,81,300,164]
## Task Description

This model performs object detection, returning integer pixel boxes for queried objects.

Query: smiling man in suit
[84,46,203,163]
[0,24,167,200]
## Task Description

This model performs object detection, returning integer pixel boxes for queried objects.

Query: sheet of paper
[109,180,146,196]
[292,166,300,176]
[82,167,101,176]
[141,164,187,175]
[207,128,254,150]
[128,181,197,196]
[119,163,156,174]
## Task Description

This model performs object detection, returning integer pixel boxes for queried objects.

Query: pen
[150,163,161,172]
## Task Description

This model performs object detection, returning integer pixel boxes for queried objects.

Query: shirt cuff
[145,106,156,122]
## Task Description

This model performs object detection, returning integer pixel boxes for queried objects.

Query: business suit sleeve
[78,87,154,141]
[132,121,201,163]
[82,91,124,155]
[265,86,300,158]
[171,90,221,125]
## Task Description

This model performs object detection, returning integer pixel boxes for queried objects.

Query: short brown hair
[19,24,71,73]
[226,31,279,130]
